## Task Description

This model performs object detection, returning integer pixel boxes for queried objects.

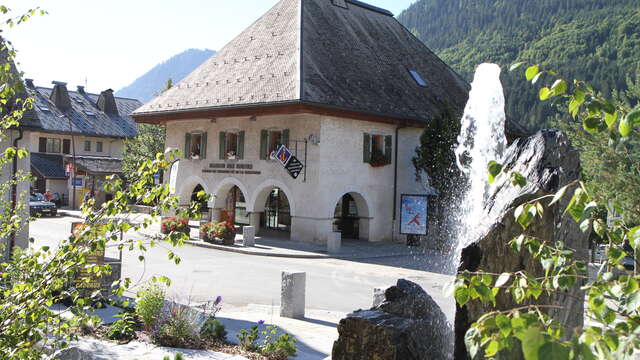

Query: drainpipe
[392,125,406,242]
[9,127,24,258]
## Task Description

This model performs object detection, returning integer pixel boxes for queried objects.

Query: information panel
[399,194,429,235]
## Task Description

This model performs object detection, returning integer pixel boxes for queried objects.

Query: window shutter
[363,133,371,163]
[39,137,47,152]
[384,135,393,165]
[238,131,245,159]
[219,132,226,160]
[201,132,208,159]
[63,139,71,154]
[283,129,290,148]
[184,133,192,159]
[260,130,268,160]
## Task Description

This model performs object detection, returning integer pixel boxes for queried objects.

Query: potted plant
[200,221,235,245]
[369,149,387,168]
[160,217,190,235]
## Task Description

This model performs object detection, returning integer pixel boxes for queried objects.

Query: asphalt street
[29,214,456,319]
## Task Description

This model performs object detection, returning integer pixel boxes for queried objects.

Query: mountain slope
[116,48,215,103]
[398,0,640,130]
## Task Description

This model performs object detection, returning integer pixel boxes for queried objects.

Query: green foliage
[260,325,297,360]
[237,325,260,352]
[398,0,640,131]
[162,354,184,360]
[200,318,227,342]
[453,66,640,359]
[152,302,202,349]
[106,312,137,342]
[135,282,166,332]
[122,123,166,186]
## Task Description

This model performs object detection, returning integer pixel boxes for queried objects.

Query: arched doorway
[263,188,291,232]
[223,185,249,225]
[191,184,209,214]
[333,192,370,241]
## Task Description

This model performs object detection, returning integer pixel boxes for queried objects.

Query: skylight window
[84,111,95,116]
[38,105,50,112]
[409,70,427,87]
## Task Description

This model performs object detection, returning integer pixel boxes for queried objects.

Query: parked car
[593,244,635,271]
[30,193,57,217]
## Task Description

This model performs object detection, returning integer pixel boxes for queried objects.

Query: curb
[185,240,421,260]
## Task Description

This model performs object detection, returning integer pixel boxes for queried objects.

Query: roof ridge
[346,0,393,16]
[34,86,143,101]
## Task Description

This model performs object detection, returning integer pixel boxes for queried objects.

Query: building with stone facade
[21,80,140,208]
[132,0,469,244]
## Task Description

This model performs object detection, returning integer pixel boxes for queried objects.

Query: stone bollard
[372,287,386,307]
[328,232,342,254]
[243,226,255,247]
[281,271,306,319]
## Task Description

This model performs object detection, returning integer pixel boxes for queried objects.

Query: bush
[152,302,202,349]
[199,221,234,241]
[136,283,166,332]
[106,312,137,342]
[162,354,184,360]
[161,217,190,235]
[260,325,297,360]
[237,325,260,352]
[200,318,227,342]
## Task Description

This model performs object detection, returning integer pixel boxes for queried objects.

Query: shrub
[136,283,166,332]
[260,325,297,360]
[200,318,227,342]
[237,325,260,352]
[163,354,184,360]
[161,217,190,235]
[106,312,137,342]
[152,302,202,349]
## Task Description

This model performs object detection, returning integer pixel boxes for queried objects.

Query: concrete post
[249,212,262,236]
[281,271,306,319]
[242,226,255,247]
[328,232,342,253]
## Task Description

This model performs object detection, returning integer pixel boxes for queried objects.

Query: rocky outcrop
[332,279,452,360]
[455,130,588,359]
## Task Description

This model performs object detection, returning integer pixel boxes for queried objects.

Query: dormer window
[185,131,208,160]
[219,130,245,160]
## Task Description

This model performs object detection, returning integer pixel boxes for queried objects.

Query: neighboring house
[21,80,141,208]
[132,0,469,244]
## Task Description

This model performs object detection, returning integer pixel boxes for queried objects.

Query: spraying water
[453,63,508,255]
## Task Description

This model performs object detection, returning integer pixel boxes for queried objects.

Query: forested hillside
[398,0,640,130]
[117,48,214,103]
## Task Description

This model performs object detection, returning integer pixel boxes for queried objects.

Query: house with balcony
[132,0,469,244]
[21,80,141,208]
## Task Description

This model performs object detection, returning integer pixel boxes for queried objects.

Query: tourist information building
[132,0,469,244]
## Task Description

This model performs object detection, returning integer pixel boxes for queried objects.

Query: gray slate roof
[22,86,141,138]
[31,153,67,179]
[133,0,469,123]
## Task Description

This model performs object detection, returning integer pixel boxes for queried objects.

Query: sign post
[399,194,428,246]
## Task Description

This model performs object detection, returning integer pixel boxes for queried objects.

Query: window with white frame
[96,141,103,153]
[185,131,207,160]
[363,133,392,167]
[84,140,91,152]
[219,130,245,160]
[260,128,289,160]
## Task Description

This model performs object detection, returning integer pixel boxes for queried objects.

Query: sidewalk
[57,209,440,261]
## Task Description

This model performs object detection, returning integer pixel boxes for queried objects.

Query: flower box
[200,221,236,245]
[160,217,190,235]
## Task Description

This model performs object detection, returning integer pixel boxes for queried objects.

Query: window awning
[31,153,68,179]
[74,156,123,175]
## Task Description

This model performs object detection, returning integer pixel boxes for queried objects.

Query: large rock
[455,130,588,359]
[332,279,452,360]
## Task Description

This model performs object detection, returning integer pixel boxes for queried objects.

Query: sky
[3,0,416,95]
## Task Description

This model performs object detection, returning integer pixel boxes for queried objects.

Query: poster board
[71,222,105,291]
[399,194,429,236]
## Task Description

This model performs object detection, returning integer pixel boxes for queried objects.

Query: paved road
[29,215,455,318]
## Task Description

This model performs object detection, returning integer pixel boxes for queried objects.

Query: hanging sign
[400,194,429,235]
[275,145,304,179]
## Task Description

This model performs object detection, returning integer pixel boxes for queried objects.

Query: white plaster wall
[394,128,425,242]
[165,114,426,244]
[46,179,68,196]
[24,131,125,159]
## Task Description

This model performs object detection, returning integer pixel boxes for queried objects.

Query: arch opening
[333,192,370,241]
[191,184,209,214]
[220,185,249,225]
[262,188,291,233]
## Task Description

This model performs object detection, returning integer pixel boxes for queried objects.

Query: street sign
[284,156,304,179]
[275,145,293,166]
[400,194,428,235]
[73,177,83,187]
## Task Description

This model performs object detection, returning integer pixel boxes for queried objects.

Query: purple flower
[257,320,265,325]
[214,296,222,306]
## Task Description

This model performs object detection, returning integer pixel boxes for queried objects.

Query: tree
[455,62,640,359]
[121,79,172,184]
[0,9,207,359]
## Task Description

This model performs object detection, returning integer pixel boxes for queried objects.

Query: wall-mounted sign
[285,156,304,179]
[400,194,428,235]
[275,145,293,166]
[73,177,83,187]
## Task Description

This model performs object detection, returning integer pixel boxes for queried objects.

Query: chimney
[25,78,34,88]
[50,81,71,111]
[96,89,119,115]
[77,85,86,95]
